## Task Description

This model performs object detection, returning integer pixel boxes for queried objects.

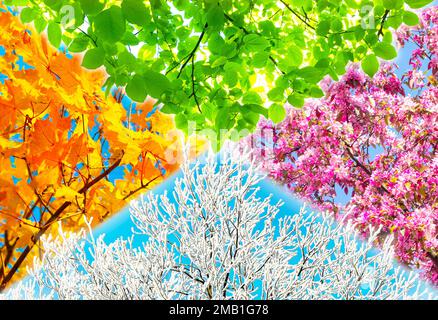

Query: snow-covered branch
[2,148,435,300]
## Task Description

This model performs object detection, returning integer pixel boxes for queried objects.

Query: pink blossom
[247,6,438,285]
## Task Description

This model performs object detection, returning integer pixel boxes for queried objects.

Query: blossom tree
[1,148,435,300]
[247,7,438,284]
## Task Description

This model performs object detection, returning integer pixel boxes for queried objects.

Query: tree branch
[280,0,315,30]
[223,13,286,75]
[0,156,124,291]
[177,24,207,79]
[378,10,390,37]
[122,175,162,201]
[190,54,202,113]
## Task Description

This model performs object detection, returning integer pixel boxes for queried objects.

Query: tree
[4,0,434,145]
[0,9,203,290]
[248,6,438,285]
[1,148,434,300]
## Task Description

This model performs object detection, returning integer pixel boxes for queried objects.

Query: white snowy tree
[1,148,436,300]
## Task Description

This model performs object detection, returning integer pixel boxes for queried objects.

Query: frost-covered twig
[2,148,435,300]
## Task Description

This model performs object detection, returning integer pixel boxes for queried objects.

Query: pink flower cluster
[250,7,438,285]
[397,7,438,83]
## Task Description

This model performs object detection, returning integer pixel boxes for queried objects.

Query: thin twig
[280,0,315,30]
[378,10,390,37]
[0,155,124,291]
[177,24,208,79]
[191,54,202,113]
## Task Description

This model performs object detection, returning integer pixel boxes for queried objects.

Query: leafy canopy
[5,0,433,147]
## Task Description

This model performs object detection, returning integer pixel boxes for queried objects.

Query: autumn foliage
[0,9,195,289]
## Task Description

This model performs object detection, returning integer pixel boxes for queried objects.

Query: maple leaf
[0,8,207,290]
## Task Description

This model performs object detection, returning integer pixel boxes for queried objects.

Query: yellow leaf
[15,219,40,247]
[55,185,83,202]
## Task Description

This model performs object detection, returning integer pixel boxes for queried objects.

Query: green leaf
[126,74,147,102]
[297,66,323,83]
[382,0,403,9]
[316,20,331,37]
[160,103,180,114]
[403,11,420,26]
[143,70,171,98]
[243,34,270,51]
[20,7,37,23]
[47,22,62,48]
[275,76,289,90]
[373,42,397,60]
[259,20,276,36]
[386,15,404,29]
[33,17,47,33]
[4,0,29,5]
[291,0,305,7]
[287,93,305,108]
[208,33,225,55]
[242,91,262,105]
[269,104,286,124]
[80,0,105,15]
[310,86,324,98]
[267,87,285,102]
[72,2,85,29]
[117,50,137,70]
[252,51,270,68]
[242,104,268,118]
[223,69,238,87]
[206,4,224,28]
[382,31,393,43]
[315,58,330,69]
[94,6,126,43]
[103,77,114,97]
[405,0,433,9]
[287,44,303,67]
[241,110,260,126]
[330,18,343,32]
[362,54,379,78]
[215,108,233,130]
[82,47,105,69]
[121,0,149,25]
[122,32,140,45]
[42,0,62,10]
[68,37,89,53]
[138,44,156,60]
[211,56,228,68]
[175,113,188,131]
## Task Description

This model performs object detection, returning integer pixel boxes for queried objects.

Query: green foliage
[47,22,61,48]
[79,0,104,15]
[373,42,397,60]
[9,0,432,146]
[82,47,105,69]
[94,6,126,43]
[403,11,420,26]
[405,0,434,9]
[121,0,150,25]
[362,54,379,78]
[269,103,286,124]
